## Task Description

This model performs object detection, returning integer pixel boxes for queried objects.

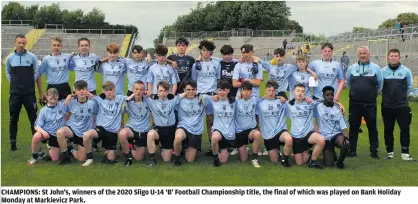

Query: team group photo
[1,1,418,186]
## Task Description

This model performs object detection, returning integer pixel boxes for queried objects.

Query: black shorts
[65,126,84,147]
[213,129,236,150]
[324,134,342,151]
[178,127,202,151]
[292,131,315,154]
[276,91,288,100]
[47,83,71,101]
[94,126,118,150]
[264,129,287,151]
[46,135,59,148]
[236,128,256,148]
[153,125,176,149]
[127,127,148,147]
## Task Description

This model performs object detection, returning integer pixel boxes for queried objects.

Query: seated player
[27,88,67,165]
[82,81,128,166]
[210,80,236,167]
[286,84,325,169]
[257,80,293,167]
[234,81,263,168]
[173,80,211,166]
[119,80,151,166]
[145,81,182,167]
[57,80,98,165]
[315,86,349,169]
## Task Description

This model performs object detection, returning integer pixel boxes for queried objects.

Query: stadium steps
[2,28,43,64]
[119,34,132,57]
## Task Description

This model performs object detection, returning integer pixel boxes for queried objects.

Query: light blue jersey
[257,98,287,139]
[232,62,264,97]
[191,60,221,93]
[93,95,127,133]
[69,53,100,92]
[260,61,297,93]
[146,63,179,94]
[96,58,127,95]
[234,97,258,133]
[177,95,210,135]
[38,53,74,84]
[314,103,347,140]
[145,96,180,127]
[124,99,151,133]
[66,98,98,137]
[126,58,150,91]
[286,100,319,138]
[35,101,67,136]
[211,99,235,140]
[308,60,344,100]
[288,70,312,100]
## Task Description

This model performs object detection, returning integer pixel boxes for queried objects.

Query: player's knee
[174,134,184,143]
[56,128,65,138]
[118,129,128,140]
[316,136,325,146]
[50,154,59,161]
[211,133,221,143]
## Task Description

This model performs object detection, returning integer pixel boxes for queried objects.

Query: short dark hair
[78,38,90,46]
[322,86,334,94]
[132,45,144,53]
[183,80,197,89]
[274,48,286,57]
[321,43,333,51]
[198,40,216,51]
[175,37,189,46]
[389,48,400,56]
[134,80,145,86]
[74,80,88,90]
[241,81,253,91]
[266,80,278,90]
[155,44,168,56]
[157,81,170,91]
[15,34,26,40]
[241,44,253,53]
[220,45,234,55]
[293,83,305,90]
[217,80,230,90]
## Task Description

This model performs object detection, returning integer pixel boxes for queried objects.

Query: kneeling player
[146,81,181,167]
[57,80,98,165]
[28,88,67,165]
[82,81,128,166]
[173,80,210,165]
[258,80,293,167]
[119,80,151,166]
[287,84,325,169]
[316,86,349,169]
[211,80,236,167]
[234,81,262,167]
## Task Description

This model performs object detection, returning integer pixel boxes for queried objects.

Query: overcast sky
[2,1,418,48]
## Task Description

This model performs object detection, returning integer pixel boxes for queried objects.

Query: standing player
[288,55,314,100]
[5,34,43,151]
[210,80,236,167]
[147,44,179,95]
[234,81,263,167]
[218,45,239,98]
[69,38,100,95]
[315,86,349,169]
[381,49,414,161]
[56,80,98,165]
[95,43,127,95]
[287,84,325,168]
[82,81,128,166]
[37,37,75,100]
[167,37,195,93]
[346,46,383,158]
[145,81,181,167]
[257,80,293,167]
[308,43,345,101]
[126,45,152,96]
[119,81,151,166]
[28,88,67,165]
[173,80,210,165]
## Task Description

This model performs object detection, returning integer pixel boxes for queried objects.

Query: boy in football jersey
[28,88,67,165]
[56,80,98,165]
[119,81,151,166]
[126,45,153,96]
[167,37,195,93]
[289,55,313,100]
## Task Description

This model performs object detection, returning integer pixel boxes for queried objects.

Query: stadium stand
[1,25,33,59]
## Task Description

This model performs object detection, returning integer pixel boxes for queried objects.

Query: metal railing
[1,20,33,25]
[44,29,127,35]
[164,29,295,40]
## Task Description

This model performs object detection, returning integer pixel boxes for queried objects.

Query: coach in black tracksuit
[345,46,383,158]
[381,49,414,161]
[5,34,43,151]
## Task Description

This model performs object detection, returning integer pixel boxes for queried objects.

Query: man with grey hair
[345,46,383,158]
